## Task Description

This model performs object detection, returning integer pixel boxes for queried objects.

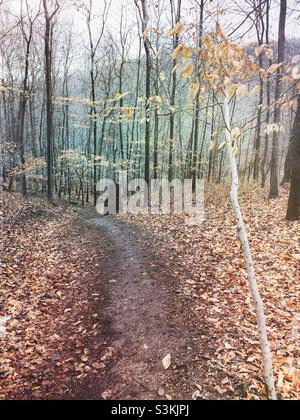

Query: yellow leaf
[143,28,151,40]
[172,45,184,60]
[148,96,163,104]
[226,84,238,97]
[166,22,184,37]
[265,48,274,60]
[160,72,166,81]
[172,44,192,60]
[218,141,226,150]
[215,23,228,43]
[172,62,181,73]
[189,82,200,98]
[292,66,300,80]
[115,92,130,100]
[209,141,216,151]
[180,63,194,79]
[251,85,261,96]
[162,354,172,370]
[255,45,265,57]
[203,35,213,51]
[125,108,134,118]
[231,127,241,141]
[236,84,248,98]
[267,63,283,74]
[282,75,293,84]
[182,47,193,60]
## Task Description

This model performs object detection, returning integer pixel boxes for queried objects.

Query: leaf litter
[0,186,299,400]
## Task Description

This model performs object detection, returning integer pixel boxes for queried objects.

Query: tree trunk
[253,0,265,182]
[44,10,53,201]
[17,30,32,198]
[142,0,151,185]
[135,0,151,185]
[261,0,271,188]
[286,94,300,221]
[91,68,97,205]
[280,107,294,186]
[253,71,264,181]
[43,0,59,202]
[224,94,277,400]
[192,0,204,192]
[269,0,287,199]
[168,0,182,182]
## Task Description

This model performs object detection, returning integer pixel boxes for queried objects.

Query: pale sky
[3,0,300,43]
[65,0,299,43]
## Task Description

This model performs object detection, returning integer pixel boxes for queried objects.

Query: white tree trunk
[223,94,277,400]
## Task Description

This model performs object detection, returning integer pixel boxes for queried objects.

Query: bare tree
[82,0,111,205]
[223,93,277,400]
[43,0,60,201]
[261,0,272,188]
[286,94,300,220]
[192,0,205,192]
[269,0,287,198]
[252,0,265,182]
[168,0,182,182]
[17,0,41,197]
[134,0,151,185]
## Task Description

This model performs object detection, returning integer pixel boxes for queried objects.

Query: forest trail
[2,192,298,400]
[81,207,208,400]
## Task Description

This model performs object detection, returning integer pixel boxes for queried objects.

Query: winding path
[81,207,208,400]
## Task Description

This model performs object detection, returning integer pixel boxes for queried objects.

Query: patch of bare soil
[79,207,240,401]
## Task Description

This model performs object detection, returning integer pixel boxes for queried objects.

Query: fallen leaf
[162,354,172,370]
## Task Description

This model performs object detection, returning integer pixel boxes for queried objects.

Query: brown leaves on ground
[124,185,299,400]
[0,193,109,400]
[0,186,298,400]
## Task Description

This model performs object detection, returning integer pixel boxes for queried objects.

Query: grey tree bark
[269,0,287,199]
[286,94,300,221]
[224,93,277,400]
[43,0,60,202]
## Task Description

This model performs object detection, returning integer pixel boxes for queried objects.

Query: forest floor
[0,186,299,400]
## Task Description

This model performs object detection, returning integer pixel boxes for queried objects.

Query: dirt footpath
[80,207,218,400]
